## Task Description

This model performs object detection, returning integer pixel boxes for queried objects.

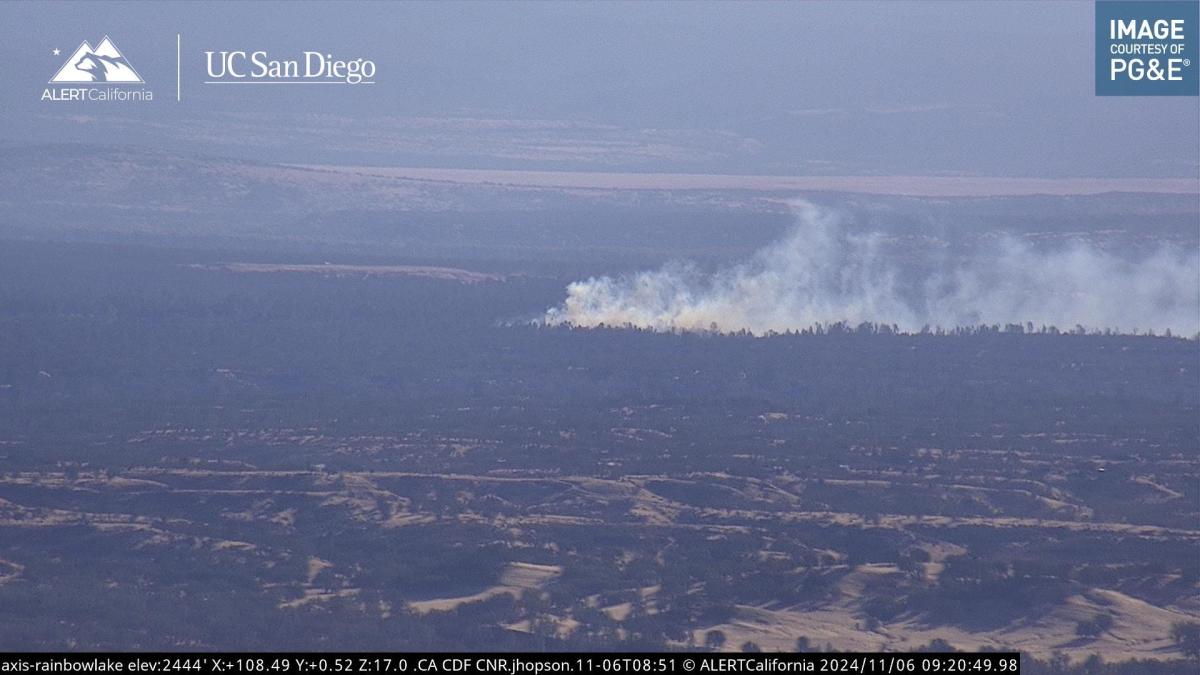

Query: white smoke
[543,201,1200,336]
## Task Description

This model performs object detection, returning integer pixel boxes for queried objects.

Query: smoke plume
[543,201,1199,336]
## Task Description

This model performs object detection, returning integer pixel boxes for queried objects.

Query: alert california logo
[43,35,154,102]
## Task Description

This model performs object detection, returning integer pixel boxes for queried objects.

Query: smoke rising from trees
[544,201,1199,336]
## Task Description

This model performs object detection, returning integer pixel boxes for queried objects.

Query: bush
[1076,614,1114,638]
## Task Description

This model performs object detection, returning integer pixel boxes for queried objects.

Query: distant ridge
[295,164,1200,198]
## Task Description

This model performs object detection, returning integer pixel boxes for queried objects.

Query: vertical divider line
[176,34,181,102]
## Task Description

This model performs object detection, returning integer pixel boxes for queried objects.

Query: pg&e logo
[1096,1,1199,95]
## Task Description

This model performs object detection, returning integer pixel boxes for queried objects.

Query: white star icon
[52,48,61,56]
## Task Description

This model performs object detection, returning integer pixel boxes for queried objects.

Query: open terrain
[0,238,1195,662]
[0,145,1196,665]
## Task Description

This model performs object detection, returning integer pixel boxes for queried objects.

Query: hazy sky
[2,1,1197,177]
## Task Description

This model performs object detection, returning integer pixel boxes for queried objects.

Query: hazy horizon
[1,1,1198,662]
[3,0,1198,178]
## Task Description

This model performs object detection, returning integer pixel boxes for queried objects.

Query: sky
[1,0,1197,177]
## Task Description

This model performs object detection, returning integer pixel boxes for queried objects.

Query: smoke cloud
[543,201,1200,336]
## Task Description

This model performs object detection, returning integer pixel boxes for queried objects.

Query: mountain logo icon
[50,36,144,83]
